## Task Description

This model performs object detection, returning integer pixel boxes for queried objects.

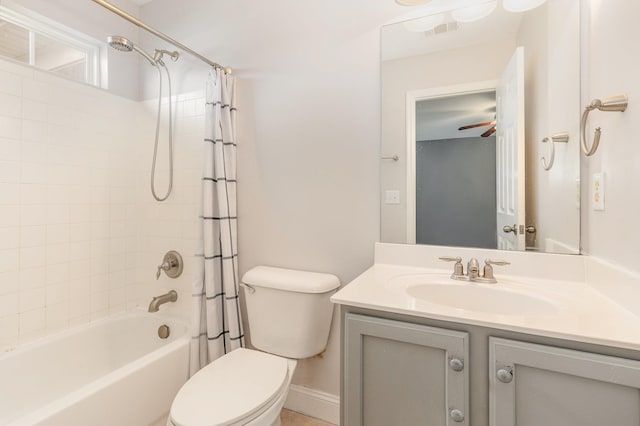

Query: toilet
[168,266,340,426]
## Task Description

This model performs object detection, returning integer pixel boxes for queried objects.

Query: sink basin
[388,275,559,316]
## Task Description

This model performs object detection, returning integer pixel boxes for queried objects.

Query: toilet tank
[242,266,340,359]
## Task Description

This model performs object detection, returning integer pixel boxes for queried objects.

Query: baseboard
[284,384,340,425]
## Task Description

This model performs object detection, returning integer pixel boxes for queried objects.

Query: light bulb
[395,0,432,5]
[452,1,497,23]
[503,0,546,13]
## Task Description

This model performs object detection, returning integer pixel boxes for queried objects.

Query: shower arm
[91,0,231,73]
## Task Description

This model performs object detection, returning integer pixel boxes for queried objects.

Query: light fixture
[395,0,432,5]
[403,13,446,32]
[451,1,497,23]
[502,0,546,13]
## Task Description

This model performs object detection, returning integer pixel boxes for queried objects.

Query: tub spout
[148,290,178,312]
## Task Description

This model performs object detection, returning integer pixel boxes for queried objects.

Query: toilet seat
[169,348,290,426]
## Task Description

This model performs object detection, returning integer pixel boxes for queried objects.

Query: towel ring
[541,132,569,171]
[580,94,628,156]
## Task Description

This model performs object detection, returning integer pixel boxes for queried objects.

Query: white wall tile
[19,267,45,290]
[0,138,20,162]
[22,100,48,122]
[0,249,19,273]
[0,70,22,97]
[0,314,19,349]
[0,183,20,205]
[20,225,46,248]
[0,116,21,140]
[19,287,46,312]
[0,205,20,228]
[0,161,20,183]
[0,228,20,250]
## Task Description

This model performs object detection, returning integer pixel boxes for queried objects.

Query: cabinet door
[490,337,640,426]
[344,313,469,426]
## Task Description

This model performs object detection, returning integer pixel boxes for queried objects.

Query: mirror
[380,0,581,254]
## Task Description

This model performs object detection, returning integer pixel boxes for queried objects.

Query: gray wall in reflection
[416,137,497,249]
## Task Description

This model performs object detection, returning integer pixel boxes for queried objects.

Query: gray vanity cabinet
[343,313,469,426]
[490,337,640,426]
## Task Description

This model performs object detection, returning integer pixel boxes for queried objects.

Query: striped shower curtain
[190,69,244,375]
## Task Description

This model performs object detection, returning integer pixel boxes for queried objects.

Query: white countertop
[332,255,640,352]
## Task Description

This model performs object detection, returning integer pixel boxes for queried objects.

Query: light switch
[385,190,400,205]
[592,173,605,211]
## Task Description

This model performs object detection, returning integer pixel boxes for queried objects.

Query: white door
[496,47,525,250]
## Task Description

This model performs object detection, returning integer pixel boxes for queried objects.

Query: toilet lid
[170,348,290,426]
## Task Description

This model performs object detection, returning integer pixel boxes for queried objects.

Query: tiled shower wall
[0,57,205,350]
[133,91,205,319]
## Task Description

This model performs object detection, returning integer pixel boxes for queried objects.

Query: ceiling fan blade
[458,121,495,131]
[481,126,497,137]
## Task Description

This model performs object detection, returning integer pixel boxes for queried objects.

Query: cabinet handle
[450,409,465,423]
[496,367,514,383]
[449,358,464,372]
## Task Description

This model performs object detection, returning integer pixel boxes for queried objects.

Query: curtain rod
[91,0,230,72]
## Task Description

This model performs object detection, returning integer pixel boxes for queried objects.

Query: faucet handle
[439,256,464,279]
[483,259,510,282]
[485,259,510,267]
[156,264,164,280]
[156,251,184,280]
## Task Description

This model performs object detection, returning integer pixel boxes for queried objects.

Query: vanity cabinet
[343,313,469,426]
[341,308,640,426]
[490,337,640,426]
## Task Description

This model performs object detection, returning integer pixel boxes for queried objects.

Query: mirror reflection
[380,0,581,254]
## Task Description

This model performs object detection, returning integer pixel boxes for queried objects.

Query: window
[0,3,103,87]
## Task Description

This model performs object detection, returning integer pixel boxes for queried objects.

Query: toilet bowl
[168,348,297,426]
[168,266,340,426]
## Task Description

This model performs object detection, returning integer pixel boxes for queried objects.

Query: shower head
[107,35,133,52]
[107,35,157,66]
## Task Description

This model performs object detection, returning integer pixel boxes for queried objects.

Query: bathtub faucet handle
[156,264,164,280]
[156,251,184,280]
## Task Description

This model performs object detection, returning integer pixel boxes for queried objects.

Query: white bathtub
[0,311,190,426]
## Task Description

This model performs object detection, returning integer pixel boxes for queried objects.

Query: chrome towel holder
[580,94,628,156]
[541,132,570,171]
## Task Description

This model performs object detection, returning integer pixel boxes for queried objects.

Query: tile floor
[280,409,335,426]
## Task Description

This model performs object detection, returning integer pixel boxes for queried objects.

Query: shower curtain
[190,69,244,375]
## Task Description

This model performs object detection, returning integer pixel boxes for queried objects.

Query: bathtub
[0,311,190,426]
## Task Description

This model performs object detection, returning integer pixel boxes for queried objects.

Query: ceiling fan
[458,120,496,137]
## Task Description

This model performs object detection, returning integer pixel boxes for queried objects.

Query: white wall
[582,0,640,273]
[139,0,413,398]
[518,1,581,253]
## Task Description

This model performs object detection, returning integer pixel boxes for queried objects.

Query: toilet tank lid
[242,266,340,294]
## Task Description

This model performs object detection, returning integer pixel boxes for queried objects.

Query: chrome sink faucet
[148,290,178,312]
[439,257,510,284]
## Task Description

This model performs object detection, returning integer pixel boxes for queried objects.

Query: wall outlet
[385,190,400,205]
[592,173,605,211]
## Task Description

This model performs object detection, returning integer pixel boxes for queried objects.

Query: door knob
[502,225,517,235]
[525,225,537,234]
